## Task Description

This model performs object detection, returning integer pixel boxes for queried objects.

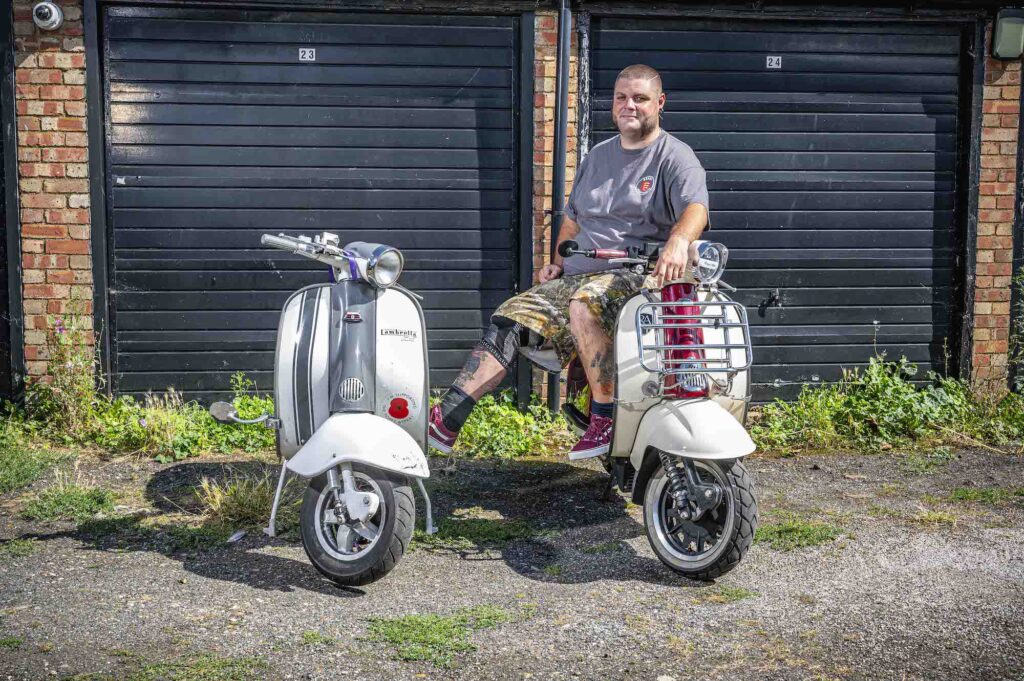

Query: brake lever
[608,257,648,265]
[716,280,736,292]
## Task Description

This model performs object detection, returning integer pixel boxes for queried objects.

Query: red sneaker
[428,403,459,454]
[568,414,613,460]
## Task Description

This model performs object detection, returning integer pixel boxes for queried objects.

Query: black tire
[643,457,757,581]
[299,465,415,587]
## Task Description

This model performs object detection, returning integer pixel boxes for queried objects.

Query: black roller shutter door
[589,19,965,401]
[103,7,519,399]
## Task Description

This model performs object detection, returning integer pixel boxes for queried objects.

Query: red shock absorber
[660,283,708,398]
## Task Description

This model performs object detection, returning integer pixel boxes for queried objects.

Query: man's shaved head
[615,64,662,93]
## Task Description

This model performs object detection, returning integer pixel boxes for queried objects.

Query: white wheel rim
[313,472,385,561]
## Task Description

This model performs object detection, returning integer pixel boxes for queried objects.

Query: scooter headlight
[690,241,728,285]
[367,246,404,288]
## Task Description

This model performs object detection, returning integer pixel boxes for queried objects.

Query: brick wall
[12,0,91,377]
[974,34,1021,392]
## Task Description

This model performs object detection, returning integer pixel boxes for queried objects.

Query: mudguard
[628,400,755,471]
[286,413,430,479]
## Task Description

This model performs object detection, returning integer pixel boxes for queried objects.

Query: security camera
[32,2,63,31]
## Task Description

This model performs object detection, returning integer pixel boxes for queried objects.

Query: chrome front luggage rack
[635,297,753,384]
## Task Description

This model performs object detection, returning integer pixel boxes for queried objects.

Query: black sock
[440,386,476,432]
[590,399,613,418]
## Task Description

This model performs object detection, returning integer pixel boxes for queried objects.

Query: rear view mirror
[209,401,239,424]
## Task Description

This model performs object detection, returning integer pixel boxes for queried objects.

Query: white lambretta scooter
[535,239,758,580]
[210,232,435,587]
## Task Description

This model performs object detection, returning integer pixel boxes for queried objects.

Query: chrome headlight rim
[366,246,404,289]
[692,241,729,285]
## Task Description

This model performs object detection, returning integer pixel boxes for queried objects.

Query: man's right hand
[539,263,563,283]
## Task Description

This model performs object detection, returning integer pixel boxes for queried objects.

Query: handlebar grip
[557,240,579,258]
[261,234,297,251]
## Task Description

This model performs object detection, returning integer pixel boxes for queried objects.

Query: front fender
[628,400,755,471]
[286,413,429,479]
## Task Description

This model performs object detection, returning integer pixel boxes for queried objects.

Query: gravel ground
[1,448,1023,680]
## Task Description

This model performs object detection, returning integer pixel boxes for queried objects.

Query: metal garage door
[102,7,521,399]
[588,18,966,401]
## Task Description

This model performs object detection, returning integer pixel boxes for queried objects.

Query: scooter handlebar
[261,233,300,252]
[557,239,628,260]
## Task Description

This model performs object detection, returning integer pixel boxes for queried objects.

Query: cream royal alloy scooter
[535,238,759,580]
[210,232,435,587]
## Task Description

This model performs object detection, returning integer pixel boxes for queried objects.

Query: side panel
[375,288,429,453]
[275,284,331,458]
[612,294,659,458]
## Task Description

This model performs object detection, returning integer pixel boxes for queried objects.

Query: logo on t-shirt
[637,176,655,194]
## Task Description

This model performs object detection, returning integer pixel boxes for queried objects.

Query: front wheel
[643,456,757,581]
[299,464,415,587]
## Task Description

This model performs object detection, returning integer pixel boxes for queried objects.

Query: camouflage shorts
[492,269,647,367]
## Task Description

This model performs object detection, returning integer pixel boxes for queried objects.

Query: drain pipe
[547,0,572,413]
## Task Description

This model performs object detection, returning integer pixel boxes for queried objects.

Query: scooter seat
[517,345,563,373]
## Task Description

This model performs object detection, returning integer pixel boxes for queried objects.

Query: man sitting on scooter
[428,63,710,459]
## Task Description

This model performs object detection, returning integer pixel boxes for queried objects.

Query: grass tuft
[755,511,842,551]
[0,637,22,649]
[0,538,38,559]
[195,470,300,535]
[67,653,267,681]
[300,631,335,647]
[912,509,958,526]
[948,487,1024,504]
[413,516,536,551]
[0,444,64,496]
[366,605,514,668]
[21,477,116,522]
[691,585,758,605]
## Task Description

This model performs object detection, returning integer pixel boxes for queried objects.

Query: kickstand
[415,478,438,535]
[263,458,289,538]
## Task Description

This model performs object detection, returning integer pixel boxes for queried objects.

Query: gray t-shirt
[562,131,709,275]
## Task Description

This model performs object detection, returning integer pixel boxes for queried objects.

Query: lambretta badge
[380,328,416,342]
[343,312,362,323]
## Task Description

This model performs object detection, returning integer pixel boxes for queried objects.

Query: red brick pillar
[532,11,578,398]
[12,0,91,377]
[974,42,1021,392]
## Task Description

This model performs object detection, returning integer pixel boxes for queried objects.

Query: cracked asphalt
[1,448,1023,680]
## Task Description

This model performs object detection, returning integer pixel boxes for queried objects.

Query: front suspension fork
[657,451,723,522]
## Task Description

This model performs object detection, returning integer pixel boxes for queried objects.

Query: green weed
[692,585,758,605]
[755,511,842,551]
[902,447,957,473]
[68,654,267,681]
[27,316,274,461]
[0,444,63,495]
[751,355,1024,453]
[195,470,299,534]
[912,509,958,526]
[300,631,335,647]
[21,479,116,522]
[0,538,38,559]
[412,516,536,551]
[163,524,232,553]
[452,391,571,458]
[366,605,513,668]
[0,636,21,649]
[948,487,1024,504]
[542,563,563,577]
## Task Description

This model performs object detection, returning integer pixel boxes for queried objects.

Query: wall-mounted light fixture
[994,9,1024,59]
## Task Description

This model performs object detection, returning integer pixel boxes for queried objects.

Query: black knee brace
[478,316,524,371]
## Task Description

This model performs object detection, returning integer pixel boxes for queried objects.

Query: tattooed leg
[568,300,614,403]
[452,345,507,400]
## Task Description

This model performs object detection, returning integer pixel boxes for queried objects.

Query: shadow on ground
[15,456,699,592]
